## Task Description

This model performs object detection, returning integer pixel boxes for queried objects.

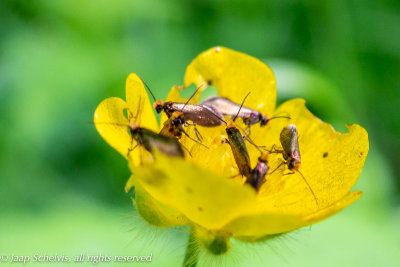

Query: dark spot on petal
[207,79,212,85]
[198,207,203,212]
[323,152,328,158]
[186,187,193,193]
[359,152,364,158]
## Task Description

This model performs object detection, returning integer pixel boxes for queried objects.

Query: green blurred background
[0,0,399,266]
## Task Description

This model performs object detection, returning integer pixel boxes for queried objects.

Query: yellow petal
[93,97,152,165]
[93,97,130,159]
[251,99,368,214]
[184,124,238,177]
[302,191,362,224]
[226,191,362,240]
[224,213,302,238]
[129,153,259,230]
[94,74,160,165]
[125,73,159,132]
[130,177,188,227]
[184,46,276,115]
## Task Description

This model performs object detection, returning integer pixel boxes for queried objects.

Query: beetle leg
[127,135,138,157]
[181,144,192,157]
[193,124,203,141]
[127,144,138,157]
[268,161,286,175]
[243,135,264,153]
[185,122,203,141]
[283,171,295,176]
[261,144,283,154]
[243,126,251,137]
[182,129,209,149]
[222,138,230,145]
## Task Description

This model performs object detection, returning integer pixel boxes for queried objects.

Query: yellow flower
[94,47,369,257]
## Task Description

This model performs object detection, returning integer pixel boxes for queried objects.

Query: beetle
[218,93,272,181]
[270,124,319,207]
[155,100,225,127]
[225,120,252,178]
[128,121,185,158]
[245,152,270,191]
[201,96,290,129]
[140,78,225,129]
[159,111,209,154]
[95,96,184,158]
[279,124,302,171]
[222,93,253,178]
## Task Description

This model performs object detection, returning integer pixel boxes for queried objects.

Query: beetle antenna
[127,144,138,157]
[234,123,263,152]
[272,111,290,117]
[138,76,157,102]
[243,135,263,153]
[181,144,192,157]
[297,170,319,208]
[181,83,206,111]
[233,92,251,122]
[134,96,142,123]
[205,107,227,125]
[92,122,129,127]
[268,162,285,175]
[270,115,291,120]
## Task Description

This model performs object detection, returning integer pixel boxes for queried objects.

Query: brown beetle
[95,97,184,159]
[140,78,225,127]
[245,152,270,191]
[222,93,253,178]
[202,96,290,128]
[269,124,319,207]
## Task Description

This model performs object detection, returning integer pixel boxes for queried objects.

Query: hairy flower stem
[183,231,198,267]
